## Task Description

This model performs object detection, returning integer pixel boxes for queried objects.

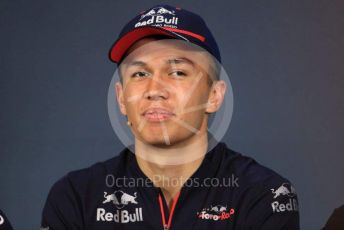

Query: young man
[42,5,300,229]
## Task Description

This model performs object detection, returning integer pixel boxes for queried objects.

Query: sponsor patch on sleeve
[270,183,299,213]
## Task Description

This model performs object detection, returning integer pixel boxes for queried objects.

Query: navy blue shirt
[41,142,299,229]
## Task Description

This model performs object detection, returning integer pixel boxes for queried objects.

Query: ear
[115,81,127,115]
[206,80,226,113]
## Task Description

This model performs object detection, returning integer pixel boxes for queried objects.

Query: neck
[134,132,208,207]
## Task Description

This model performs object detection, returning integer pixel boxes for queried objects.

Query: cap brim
[109,26,207,63]
[109,27,178,63]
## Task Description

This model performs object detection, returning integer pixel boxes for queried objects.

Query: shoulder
[47,148,130,200]
[217,142,293,191]
[42,149,131,227]
[217,143,299,228]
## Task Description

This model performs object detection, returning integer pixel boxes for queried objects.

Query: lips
[142,108,175,122]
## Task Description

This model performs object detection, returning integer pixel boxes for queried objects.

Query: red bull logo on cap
[135,7,179,28]
[140,7,175,20]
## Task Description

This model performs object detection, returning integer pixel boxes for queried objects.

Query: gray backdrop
[1,0,343,229]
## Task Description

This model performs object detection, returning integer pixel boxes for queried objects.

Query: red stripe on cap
[162,27,205,42]
[110,27,206,63]
[110,28,172,62]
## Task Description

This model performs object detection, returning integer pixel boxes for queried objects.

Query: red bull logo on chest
[98,190,144,223]
[96,208,143,223]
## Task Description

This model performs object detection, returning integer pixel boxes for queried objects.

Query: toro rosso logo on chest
[103,190,138,209]
[197,204,235,221]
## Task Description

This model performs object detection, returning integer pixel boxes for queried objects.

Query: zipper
[158,191,181,230]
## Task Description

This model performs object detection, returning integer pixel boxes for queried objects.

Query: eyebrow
[125,60,147,67]
[124,57,195,68]
[167,57,195,66]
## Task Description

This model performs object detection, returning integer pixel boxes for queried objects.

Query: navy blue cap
[109,5,221,63]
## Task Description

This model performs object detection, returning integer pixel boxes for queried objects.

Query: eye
[131,71,149,78]
[170,70,187,77]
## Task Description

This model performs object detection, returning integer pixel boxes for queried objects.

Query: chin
[139,135,174,147]
[137,131,194,148]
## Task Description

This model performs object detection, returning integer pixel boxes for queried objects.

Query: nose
[143,75,169,100]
